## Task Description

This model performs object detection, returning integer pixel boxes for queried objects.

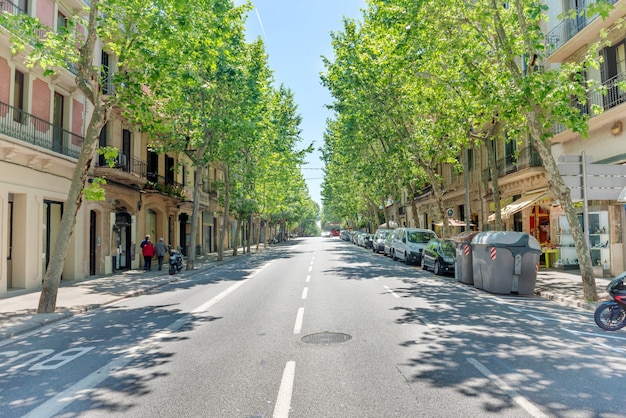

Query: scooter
[168,249,184,275]
[594,271,626,331]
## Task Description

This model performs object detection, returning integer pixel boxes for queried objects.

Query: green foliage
[84,177,107,201]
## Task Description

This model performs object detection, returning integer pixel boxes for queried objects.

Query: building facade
[0,0,242,297]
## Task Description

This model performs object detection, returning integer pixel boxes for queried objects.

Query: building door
[89,210,97,275]
[114,212,132,270]
[6,195,13,288]
[43,200,63,279]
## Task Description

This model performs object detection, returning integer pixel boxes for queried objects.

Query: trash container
[453,231,480,285]
[471,231,542,295]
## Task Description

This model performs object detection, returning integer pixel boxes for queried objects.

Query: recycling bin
[471,231,542,295]
[453,231,480,285]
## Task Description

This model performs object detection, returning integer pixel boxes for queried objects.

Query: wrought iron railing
[483,146,543,181]
[545,0,619,55]
[0,100,83,158]
[554,69,626,134]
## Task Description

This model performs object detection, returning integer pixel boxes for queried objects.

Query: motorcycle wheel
[594,301,626,331]
[169,264,175,275]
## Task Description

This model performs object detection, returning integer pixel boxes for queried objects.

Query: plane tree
[0,0,181,312]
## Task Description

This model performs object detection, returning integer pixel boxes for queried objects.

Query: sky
[236,0,367,208]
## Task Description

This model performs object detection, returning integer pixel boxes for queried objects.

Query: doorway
[113,212,132,270]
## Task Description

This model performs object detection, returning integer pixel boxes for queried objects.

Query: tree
[0,0,163,312]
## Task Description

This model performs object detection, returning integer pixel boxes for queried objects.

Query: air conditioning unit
[116,154,127,167]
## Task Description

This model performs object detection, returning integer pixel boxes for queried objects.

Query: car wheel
[434,261,441,276]
[421,257,427,271]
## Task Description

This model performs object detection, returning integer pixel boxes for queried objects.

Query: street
[1,237,625,417]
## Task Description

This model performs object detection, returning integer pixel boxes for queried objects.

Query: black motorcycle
[594,272,626,331]
[168,249,184,275]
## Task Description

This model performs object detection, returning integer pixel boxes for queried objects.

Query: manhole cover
[302,331,352,344]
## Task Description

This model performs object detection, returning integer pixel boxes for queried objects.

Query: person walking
[155,238,168,271]
[142,238,155,271]
[140,235,150,249]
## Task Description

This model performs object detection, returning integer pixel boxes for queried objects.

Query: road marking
[383,285,400,298]
[294,308,305,334]
[467,358,548,418]
[301,287,308,300]
[192,262,271,313]
[562,327,626,340]
[305,275,310,283]
[273,361,296,418]
[22,262,273,417]
[308,266,312,272]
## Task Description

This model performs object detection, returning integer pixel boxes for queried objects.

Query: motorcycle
[594,271,626,331]
[168,249,184,275]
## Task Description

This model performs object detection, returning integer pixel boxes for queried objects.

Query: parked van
[391,228,438,265]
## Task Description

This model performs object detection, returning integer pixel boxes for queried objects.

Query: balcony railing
[146,173,187,199]
[545,0,619,55]
[97,153,147,178]
[483,146,543,181]
[554,69,626,134]
[0,100,83,158]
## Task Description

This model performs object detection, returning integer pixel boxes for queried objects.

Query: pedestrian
[140,234,150,249]
[155,237,168,271]
[142,238,155,271]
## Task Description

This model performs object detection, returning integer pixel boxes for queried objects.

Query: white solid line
[273,361,296,418]
[467,358,548,418]
[294,307,305,334]
[192,262,271,313]
[308,266,312,272]
[305,275,310,283]
[301,287,308,300]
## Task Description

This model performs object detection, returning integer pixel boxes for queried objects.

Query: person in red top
[141,238,156,271]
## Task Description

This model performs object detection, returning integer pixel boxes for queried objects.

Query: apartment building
[396,0,626,276]
[0,0,232,297]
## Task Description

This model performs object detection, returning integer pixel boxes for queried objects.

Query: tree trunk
[217,165,231,261]
[186,164,205,270]
[526,111,598,301]
[424,165,451,238]
[38,0,108,313]
[484,136,504,231]
[232,217,241,256]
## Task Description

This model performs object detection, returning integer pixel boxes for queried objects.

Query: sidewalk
[0,247,261,341]
[0,250,614,342]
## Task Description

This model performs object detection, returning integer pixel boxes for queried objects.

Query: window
[13,70,24,123]
[601,39,626,108]
[57,11,67,33]
[101,51,112,94]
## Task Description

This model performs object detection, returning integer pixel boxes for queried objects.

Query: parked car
[421,238,456,275]
[363,234,374,249]
[321,231,331,238]
[372,228,393,253]
[340,230,351,241]
[391,227,438,265]
[383,233,395,257]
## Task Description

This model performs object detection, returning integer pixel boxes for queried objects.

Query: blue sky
[237,0,367,208]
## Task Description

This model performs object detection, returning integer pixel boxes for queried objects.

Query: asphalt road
[0,237,625,417]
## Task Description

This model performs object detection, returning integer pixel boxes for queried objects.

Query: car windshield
[441,240,455,255]
[407,231,436,243]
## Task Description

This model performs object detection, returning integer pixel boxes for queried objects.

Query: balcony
[553,69,626,135]
[545,0,619,56]
[483,146,543,181]
[0,100,82,158]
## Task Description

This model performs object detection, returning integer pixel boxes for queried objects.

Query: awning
[434,218,467,227]
[488,191,549,222]
[379,221,398,228]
